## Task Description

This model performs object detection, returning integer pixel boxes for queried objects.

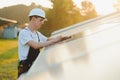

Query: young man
[18,8,70,77]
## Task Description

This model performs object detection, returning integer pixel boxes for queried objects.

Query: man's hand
[60,36,71,41]
[46,36,71,46]
[55,36,71,42]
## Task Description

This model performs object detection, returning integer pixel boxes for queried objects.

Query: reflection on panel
[19,12,120,80]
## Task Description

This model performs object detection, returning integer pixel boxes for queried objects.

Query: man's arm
[27,36,71,49]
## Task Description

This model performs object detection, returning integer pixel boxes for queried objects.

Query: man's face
[33,16,45,29]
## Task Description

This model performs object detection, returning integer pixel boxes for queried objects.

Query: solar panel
[19,12,120,80]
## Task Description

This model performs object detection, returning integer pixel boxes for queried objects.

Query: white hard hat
[29,8,46,19]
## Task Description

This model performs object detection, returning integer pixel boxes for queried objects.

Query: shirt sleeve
[38,32,47,42]
[19,29,33,45]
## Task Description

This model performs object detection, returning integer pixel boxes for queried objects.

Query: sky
[0,0,52,8]
[0,0,117,15]
[73,0,116,15]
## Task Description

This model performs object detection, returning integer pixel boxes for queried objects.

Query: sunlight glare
[0,0,116,15]
[73,0,116,15]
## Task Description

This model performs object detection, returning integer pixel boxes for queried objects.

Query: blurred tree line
[0,0,97,37]
[114,0,120,11]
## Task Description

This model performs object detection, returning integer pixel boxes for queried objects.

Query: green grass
[0,39,18,80]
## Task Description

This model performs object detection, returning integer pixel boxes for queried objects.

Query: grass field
[0,39,18,80]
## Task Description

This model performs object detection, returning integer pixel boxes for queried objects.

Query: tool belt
[18,59,32,77]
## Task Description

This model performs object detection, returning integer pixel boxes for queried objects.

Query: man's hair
[29,16,33,21]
